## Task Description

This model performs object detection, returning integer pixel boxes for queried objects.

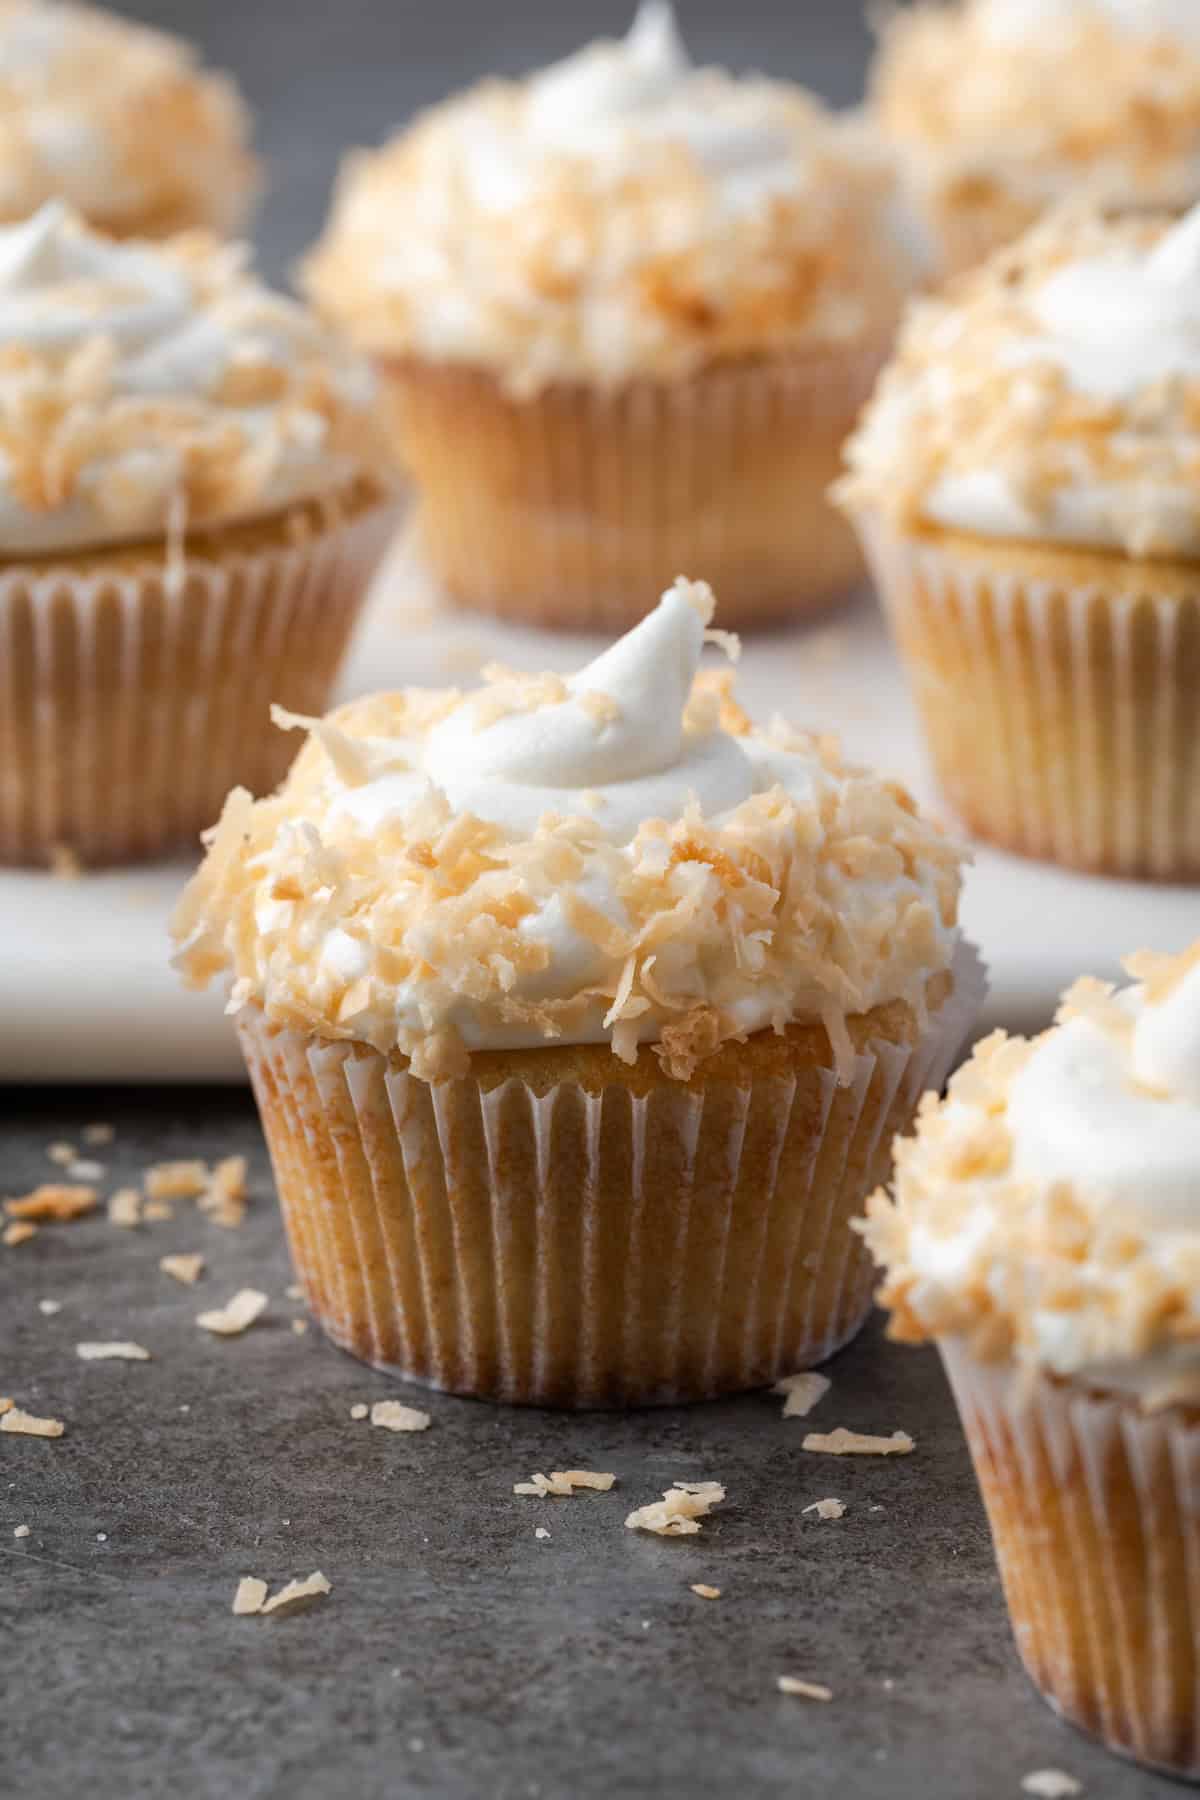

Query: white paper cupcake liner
[858,515,1200,880]
[239,940,984,1409]
[941,1338,1200,1780]
[383,345,888,634]
[0,485,395,867]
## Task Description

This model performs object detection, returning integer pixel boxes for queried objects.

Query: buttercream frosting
[0,0,257,235]
[872,0,1200,241]
[304,4,913,393]
[0,204,381,555]
[173,579,964,1083]
[861,946,1200,1409]
[841,204,1200,558]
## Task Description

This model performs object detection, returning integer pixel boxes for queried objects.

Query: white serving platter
[0,534,1194,1082]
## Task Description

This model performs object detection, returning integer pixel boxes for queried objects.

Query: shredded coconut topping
[173,579,962,1083]
[625,1480,725,1535]
[303,8,911,393]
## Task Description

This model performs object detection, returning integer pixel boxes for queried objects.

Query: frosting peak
[525,2,689,142]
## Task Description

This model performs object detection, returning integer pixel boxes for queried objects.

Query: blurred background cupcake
[870,0,1200,279]
[861,943,1200,1779]
[175,578,980,1407]
[304,3,916,632]
[0,0,259,237]
[840,202,1200,882]
[0,203,394,867]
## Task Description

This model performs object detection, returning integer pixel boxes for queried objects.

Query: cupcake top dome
[0,0,257,236]
[841,203,1200,558]
[861,945,1200,1409]
[0,204,381,555]
[872,0,1200,222]
[303,3,912,395]
[174,579,964,1083]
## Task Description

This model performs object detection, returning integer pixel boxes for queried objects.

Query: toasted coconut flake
[370,1401,430,1432]
[260,1571,331,1617]
[199,1155,248,1229]
[0,1399,11,1414]
[196,1288,268,1336]
[777,1676,833,1702]
[232,1577,268,1616]
[773,1372,831,1419]
[625,1481,726,1536]
[514,1469,615,1497]
[1,1408,64,1438]
[5,1185,97,1222]
[37,1299,62,1316]
[1021,1774,1082,1799]
[76,1342,150,1362]
[3,1221,37,1247]
[690,1583,722,1600]
[285,1284,304,1301]
[144,1160,209,1202]
[108,1189,143,1228]
[160,1252,205,1285]
[13,1525,30,1539]
[801,1428,914,1457]
[803,1498,847,1521]
[349,1403,369,1420]
[143,1201,174,1222]
[534,1527,551,1541]
[47,1142,78,1167]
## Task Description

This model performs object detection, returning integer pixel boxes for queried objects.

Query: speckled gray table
[0,1087,1182,1800]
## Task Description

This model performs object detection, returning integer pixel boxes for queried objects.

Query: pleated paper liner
[239,941,984,1410]
[379,343,890,635]
[858,515,1200,881]
[941,1339,1200,1781]
[0,479,395,868]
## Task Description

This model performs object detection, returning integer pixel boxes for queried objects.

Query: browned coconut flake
[801,1429,914,1457]
[5,1185,97,1222]
[625,1482,725,1536]
[1,1408,65,1438]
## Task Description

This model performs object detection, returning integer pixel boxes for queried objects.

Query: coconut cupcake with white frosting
[304,3,914,630]
[0,203,393,866]
[174,578,981,1407]
[0,0,258,238]
[840,201,1200,880]
[861,943,1200,1777]
[871,0,1200,277]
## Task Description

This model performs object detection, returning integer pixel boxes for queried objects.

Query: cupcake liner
[239,940,984,1409]
[858,515,1200,880]
[941,1339,1200,1780]
[380,345,889,634]
[0,484,395,867]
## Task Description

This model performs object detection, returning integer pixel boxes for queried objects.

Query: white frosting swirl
[0,204,377,554]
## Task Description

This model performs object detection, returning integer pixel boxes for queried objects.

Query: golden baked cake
[0,203,394,867]
[304,4,916,630]
[862,944,1200,1779]
[871,0,1200,277]
[841,203,1200,880]
[175,577,982,1407]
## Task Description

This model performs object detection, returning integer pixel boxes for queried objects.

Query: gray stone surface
[0,1087,1181,1800]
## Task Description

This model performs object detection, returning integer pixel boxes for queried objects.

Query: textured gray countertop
[0,1087,1181,1800]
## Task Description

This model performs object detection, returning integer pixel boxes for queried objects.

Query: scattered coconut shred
[160,1253,206,1285]
[1021,1774,1082,1799]
[773,1372,831,1419]
[196,1289,268,1336]
[802,1429,914,1457]
[233,1572,331,1617]
[777,1676,833,1703]
[3,1222,36,1247]
[5,1184,97,1222]
[625,1482,726,1537]
[514,1470,616,1498]
[368,1401,430,1433]
[76,1342,150,1362]
[1,1407,65,1438]
[803,1498,847,1521]
[690,1584,721,1600]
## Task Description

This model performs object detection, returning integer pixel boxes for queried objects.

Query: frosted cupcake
[303,4,915,631]
[174,578,981,1408]
[0,0,258,238]
[840,203,1200,881]
[871,0,1200,279]
[861,944,1200,1778]
[0,203,393,867]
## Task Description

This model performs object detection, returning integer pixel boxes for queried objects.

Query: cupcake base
[0,479,394,868]
[942,1340,1200,1780]
[382,347,887,635]
[858,516,1200,881]
[239,945,982,1409]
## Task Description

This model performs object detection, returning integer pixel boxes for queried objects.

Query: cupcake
[870,0,1200,279]
[173,577,981,1408]
[0,203,394,867]
[0,0,258,238]
[303,3,915,632]
[840,203,1200,881]
[861,944,1200,1779]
